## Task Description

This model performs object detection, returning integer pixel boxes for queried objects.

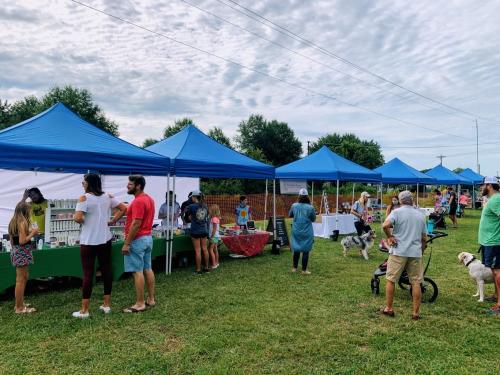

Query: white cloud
[1,0,499,174]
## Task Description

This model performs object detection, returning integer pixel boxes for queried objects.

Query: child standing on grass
[8,202,39,314]
[209,205,221,269]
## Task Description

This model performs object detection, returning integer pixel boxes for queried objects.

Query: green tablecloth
[0,236,193,294]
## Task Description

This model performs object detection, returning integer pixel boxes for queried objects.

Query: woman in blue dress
[289,188,316,274]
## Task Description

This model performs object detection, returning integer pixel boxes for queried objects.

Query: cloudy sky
[1,0,500,175]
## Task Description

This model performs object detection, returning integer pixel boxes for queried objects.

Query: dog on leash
[341,230,376,260]
[458,252,493,302]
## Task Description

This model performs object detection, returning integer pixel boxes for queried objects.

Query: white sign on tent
[279,180,307,195]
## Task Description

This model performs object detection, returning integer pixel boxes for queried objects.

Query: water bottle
[37,238,44,250]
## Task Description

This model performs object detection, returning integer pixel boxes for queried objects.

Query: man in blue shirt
[235,195,252,227]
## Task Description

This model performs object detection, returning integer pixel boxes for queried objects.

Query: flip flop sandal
[15,307,36,314]
[378,308,395,317]
[123,306,146,313]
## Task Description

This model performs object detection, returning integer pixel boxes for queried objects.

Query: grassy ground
[0,210,498,374]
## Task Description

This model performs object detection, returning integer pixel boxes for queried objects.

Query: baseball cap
[298,188,308,196]
[190,190,202,197]
[483,176,499,184]
[360,191,371,198]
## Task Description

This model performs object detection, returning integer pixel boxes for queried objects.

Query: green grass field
[0,210,498,375]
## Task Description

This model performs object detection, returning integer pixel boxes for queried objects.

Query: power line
[178,0,476,123]
[67,0,470,140]
[218,0,500,125]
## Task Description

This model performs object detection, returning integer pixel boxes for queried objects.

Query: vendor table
[312,214,356,238]
[0,236,193,294]
[220,231,270,257]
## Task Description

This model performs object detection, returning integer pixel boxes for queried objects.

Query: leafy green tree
[208,126,232,148]
[309,133,384,169]
[163,118,194,139]
[453,167,464,174]
[0,99,12,128]
[236,114,302,166]
[142,138,159,148]
[0,86,119,135]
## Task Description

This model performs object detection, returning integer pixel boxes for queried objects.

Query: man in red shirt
[122,175,156,313]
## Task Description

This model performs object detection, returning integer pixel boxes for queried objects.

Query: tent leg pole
[165,174,170,275]
[272,179,279,255]
[335,180,339,230]
[264,179,268,230]
[170,175,176,274]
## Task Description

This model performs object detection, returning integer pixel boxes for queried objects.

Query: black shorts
[449,205,457,215]
[191,233,208,239]
[482,245,500,269]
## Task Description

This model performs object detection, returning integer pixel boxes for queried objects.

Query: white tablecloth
[419,207,434,217]
[313,214,357,238]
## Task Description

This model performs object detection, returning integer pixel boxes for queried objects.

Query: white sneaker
[72,311,90,319]
[99,305,111,314]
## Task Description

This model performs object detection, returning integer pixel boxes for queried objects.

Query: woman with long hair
[186,191,210,275]
[8,201,39,314]
[351,192,372,236]
[289,188,316,274]
[72,173,127,318]
[386,196,400,216]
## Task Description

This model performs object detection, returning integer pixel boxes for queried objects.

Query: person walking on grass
[208,204,221,269]
[478,176,500,316]
[8,202,39,314]
[72,173,127,319]
[448,187,458,228]
[122,175,156,313]
[381,191,427,320]
[186,191,210,275]
[289,188,316,275]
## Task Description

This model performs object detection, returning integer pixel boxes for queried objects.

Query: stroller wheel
[371,278,380,295]
[410,277,439,303]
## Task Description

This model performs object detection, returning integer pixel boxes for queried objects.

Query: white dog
[458,252,493,302]
[341,230,376,260]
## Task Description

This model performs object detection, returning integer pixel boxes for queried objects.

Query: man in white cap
[381,190,427,320]
[478,176,500,316]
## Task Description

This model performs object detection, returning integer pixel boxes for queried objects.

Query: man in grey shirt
[381,191,427,320]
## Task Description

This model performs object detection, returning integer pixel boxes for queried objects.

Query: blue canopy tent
[374,158,436,205]
[147,124,277,264]
[459,168,483,185]
[276,146,382,232]
[425,165,471,185]
[459,168,484,210]
[147,124,274,179]
[0,103,171,175]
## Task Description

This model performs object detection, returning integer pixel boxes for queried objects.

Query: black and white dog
[458,252,493,302]
[341,230,376,260]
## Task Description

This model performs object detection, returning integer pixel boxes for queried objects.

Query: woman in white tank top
[72,173,127,319]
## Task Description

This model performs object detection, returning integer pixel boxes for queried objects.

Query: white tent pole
[273,179,277,239]
[165,173,170,275]
[263,179,268,230]
[169,175,176,274]
[336,180,339,230]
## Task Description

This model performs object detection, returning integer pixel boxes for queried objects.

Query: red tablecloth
[221,232,270,257]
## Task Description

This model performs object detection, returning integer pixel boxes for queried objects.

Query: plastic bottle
[37,238,44,250]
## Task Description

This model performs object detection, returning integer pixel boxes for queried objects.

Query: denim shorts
[124,236,153,272]
[482,245,500,269]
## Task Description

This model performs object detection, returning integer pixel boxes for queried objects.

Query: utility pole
[437,154,446,165]
[476,119,480,174]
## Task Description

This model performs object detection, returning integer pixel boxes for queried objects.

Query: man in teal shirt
[478,176,500,316]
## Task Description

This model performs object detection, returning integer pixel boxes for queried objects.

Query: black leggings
[354,221,372,236]
[293,251,309,270]
[80,240,113,299]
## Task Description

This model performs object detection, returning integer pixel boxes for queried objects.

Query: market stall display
[220,227,271,257]
[0,236,193,294]
[312,214,356,238]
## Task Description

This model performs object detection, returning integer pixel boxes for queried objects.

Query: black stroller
[370,231,448,303]
[429,207,447,230]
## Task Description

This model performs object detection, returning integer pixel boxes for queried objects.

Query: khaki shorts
[386,255,423,284]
